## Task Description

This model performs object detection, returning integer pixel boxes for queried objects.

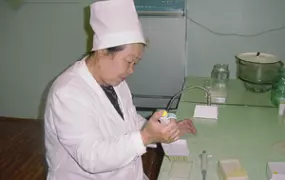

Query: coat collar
[77,58,126,123]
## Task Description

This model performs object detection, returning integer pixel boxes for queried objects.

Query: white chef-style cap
[90,0,146,51]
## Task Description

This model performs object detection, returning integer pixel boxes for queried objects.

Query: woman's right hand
[140,110,180,146]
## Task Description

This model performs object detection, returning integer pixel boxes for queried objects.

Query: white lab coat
[44,57,149,180]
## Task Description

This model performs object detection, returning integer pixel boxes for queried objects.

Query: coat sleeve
[136,110,147,129]
[122,81,147,130]
[49,90,146,174]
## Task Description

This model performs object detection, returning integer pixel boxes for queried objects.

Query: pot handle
[278,61,284,67]
[236,59,247,65]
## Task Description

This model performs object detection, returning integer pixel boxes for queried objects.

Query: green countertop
[157,77,285,180]
[181,77,274,108]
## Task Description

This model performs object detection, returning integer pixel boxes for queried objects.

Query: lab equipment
[200,150,208,180]
[211,64,230,88]
[217,159,248,180]
[159,110,177,124]
[267,162,285,180]
[166,86,211,112]
[203,80,227,104]
[236,52,283,93]
[205,63,230,104]
[162,139,190,162]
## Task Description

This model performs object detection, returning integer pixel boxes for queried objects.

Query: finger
[168,125,179,135]
[166,132,180,143]
[149,110,164,122]
[162,126,179,142]
[187,120,197,134]
[183,119,197,134]
[177,120,184,128]
[164,125,179,136]
[166,119,178,129]
[178,121,191,130]
[173,136,180,142]
[180,121,192,132]
[169,129,180,140]
[160,121,177,134]
[178,120,191,128]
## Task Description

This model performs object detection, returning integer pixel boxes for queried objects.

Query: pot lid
[236,52,280,64]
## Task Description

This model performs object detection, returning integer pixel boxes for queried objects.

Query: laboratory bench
[0,117,164,180]
[157,76,285,180]
[1,76,284,180]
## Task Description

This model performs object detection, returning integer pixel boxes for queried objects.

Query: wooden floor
[0,117,164,180]
[0,117,46,180]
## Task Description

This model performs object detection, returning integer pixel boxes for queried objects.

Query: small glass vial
[159,110,170,124]
[158,110,177,124]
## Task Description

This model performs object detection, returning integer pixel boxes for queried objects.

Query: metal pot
[236,52,283,84]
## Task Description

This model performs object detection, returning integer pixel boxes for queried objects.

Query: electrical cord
[186,15,285,37]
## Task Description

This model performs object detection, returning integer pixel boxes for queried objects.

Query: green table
[180,77,274,108]
[157,77,285,180]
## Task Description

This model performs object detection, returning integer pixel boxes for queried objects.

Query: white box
[267,162,285,180]
[169,161,193,179]
[161,139,189,157]
[217,159,248,180]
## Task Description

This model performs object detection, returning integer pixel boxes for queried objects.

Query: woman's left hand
[177,119,197,136]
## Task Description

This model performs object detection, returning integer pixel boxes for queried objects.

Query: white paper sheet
[193,105,218,120]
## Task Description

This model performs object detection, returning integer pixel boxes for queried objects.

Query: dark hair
[88,45,125,57]
[106,45,125,54]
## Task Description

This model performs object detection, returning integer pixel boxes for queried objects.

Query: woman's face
[98,43,145,86]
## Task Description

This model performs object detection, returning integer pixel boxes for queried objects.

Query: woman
[44,0,196,179]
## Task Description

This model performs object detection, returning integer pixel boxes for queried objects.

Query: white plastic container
[267,162,285,180]
[217,159,248,180]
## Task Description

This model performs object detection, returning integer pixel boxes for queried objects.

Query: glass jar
[211,64,230,88]
[271,68,285,107]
